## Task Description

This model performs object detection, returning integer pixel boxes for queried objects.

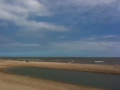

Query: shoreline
[0,60,120,90]
[3,60,120,75]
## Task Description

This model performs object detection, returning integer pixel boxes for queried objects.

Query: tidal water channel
[7,67,120,90]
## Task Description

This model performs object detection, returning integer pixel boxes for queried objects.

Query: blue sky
[0,0,120,57]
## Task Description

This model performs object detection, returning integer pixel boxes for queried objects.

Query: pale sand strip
[0,60,120,90]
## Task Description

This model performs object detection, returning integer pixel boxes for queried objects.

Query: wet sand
[0,60,120,90]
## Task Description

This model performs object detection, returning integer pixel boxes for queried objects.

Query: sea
[1,57,120,65]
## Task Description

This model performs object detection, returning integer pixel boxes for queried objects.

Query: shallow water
[7,67,120,90]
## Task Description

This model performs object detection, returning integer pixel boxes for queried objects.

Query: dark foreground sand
[0,60,120,90]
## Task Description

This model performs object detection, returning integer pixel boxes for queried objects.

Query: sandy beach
[0,60,120,90]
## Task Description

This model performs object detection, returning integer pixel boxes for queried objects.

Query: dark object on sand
[26,61,28,62]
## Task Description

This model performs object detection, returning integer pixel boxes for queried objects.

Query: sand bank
[0,60,120,90]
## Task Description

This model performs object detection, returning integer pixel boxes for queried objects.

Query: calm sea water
[7,67,120,90]
[1,57,120,65]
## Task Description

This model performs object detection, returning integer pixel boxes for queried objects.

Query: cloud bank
[50,35,120,52]
[0,0,69,32]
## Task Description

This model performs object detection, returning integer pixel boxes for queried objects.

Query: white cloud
[51,41,120,51]
[1,35,120,53]
[0,0,50,18]
[101,35,119,38]
[41,0,116,9]
[69,0,115,6]
[50,35,120,51]
[0,0,69,32]
[17,20,69,32]
[59,36,66,39]
[41,0,120,24]
[80,35,120,41]
[0,42,40,47]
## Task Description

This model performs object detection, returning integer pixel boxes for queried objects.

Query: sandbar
[0,60,120,90]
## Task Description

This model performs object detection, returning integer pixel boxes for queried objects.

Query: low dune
[0,60,120,90]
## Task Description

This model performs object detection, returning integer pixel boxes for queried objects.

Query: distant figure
[26,61,28,62]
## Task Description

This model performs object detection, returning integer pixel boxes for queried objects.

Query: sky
[0,0,120,57]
